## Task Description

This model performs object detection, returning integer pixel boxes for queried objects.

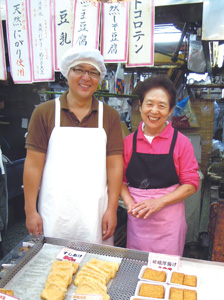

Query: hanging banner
[127,0,154,67]
[28,0,54,82]
[5,0,32,83]
[0,11,7,81]
[73,0,100,49]
[54,0,75,71]
[101,2,129,63]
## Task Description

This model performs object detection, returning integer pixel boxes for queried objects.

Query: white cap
[60,47,106,82]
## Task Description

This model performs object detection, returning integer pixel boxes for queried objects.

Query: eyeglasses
[71,67,100,78]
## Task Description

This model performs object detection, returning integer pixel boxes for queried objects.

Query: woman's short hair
[138,75,177,109]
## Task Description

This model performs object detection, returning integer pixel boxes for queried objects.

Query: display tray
[0,235,224,299]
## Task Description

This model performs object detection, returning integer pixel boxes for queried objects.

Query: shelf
[187,84,224,88]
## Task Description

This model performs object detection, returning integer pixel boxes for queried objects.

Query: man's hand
[26,211,43,236]
[102,208,117,241]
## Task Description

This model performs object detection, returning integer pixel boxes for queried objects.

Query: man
[23,47,123,245]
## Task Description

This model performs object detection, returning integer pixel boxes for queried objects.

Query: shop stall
[0,235,224,299]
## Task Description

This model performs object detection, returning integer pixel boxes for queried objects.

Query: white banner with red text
[73,0,100,49]
[5,0,32,83]
[28,0,54,82]
[127,0,154,67]
[101,2,129,63]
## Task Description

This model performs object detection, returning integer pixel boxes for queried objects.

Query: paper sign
[72,295,102,300]
[22,241,34,248]
[101,2,129,63]
[148,252,180,271]
[127,0,154,67]
[5,0,32,83]
[73,0,100,49]
[0,292,19,299]
[53,0,75,71]
[0,11,7,80]
[56,247,86,264]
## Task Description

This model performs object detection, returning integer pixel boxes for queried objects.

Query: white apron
[38,98,113,245]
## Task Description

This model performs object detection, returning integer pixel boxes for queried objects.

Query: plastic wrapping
[188,41,206,73]
[171,96,199,128]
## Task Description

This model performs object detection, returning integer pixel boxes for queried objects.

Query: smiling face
[67,63,100,101]
[139,87,174,136]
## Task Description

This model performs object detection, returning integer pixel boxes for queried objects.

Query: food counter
[0,235,224,299]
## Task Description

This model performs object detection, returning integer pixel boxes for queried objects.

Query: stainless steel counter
[0,235,224,299]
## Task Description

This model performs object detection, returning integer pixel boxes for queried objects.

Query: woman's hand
[131,198,164,219]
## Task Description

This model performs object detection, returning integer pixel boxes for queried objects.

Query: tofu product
[0,288,14,296]
[41,260,79,300]
[141,267,167,282]
[138,282,165,299]
[168,287,197,300]
[170,272,185,285]
[183,275,197,287]
[169,271,198,288]
[170,287,184,300]
[74,258,120,300]
[183,289,197,300]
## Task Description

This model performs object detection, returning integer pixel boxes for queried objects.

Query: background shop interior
[1,0,224,262]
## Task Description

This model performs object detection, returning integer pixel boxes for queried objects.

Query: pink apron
[126,129,187,256]
[127,184,187,256]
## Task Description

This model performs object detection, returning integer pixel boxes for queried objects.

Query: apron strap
[169,129,178,155]
[98,100,103,129]
[132,130,138,153]
[55,98,61,128]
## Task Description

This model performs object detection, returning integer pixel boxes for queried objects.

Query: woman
[121,75,200,256]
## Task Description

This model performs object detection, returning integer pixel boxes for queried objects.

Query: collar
[137,120,173,140]
[59,91,99,112]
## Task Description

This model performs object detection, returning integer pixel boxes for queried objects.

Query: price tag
[148,252,180,271]
[56,247,86,264]
[22,242,34,248]
[0,293,19,300]
[71,294,102,300]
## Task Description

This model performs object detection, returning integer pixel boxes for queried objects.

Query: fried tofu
[142,268,166,282]
[171,272,185,285]
[183,275,197,287]
[139,283,165,298]
[169,287,184,300]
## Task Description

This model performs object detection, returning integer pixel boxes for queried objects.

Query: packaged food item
[168,286,197,300]
[135,281,167,299]
[170,272,185,285]
[138,266,167,283]
[168,271,198,288]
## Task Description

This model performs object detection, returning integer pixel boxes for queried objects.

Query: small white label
[71,295,102,300]
[56,247,86,264]
[148,252,180,271]
[22,242,34,248]
[21,118,28,129]
[0,292,18,299]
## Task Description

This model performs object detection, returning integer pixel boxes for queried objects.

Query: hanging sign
[127,0,154,67]
[73,0,100,49]
[5,0,32,83]
[28,0,54,82]
[101,2,129,63]
[0,11,7,81]
[53,0,75,71]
